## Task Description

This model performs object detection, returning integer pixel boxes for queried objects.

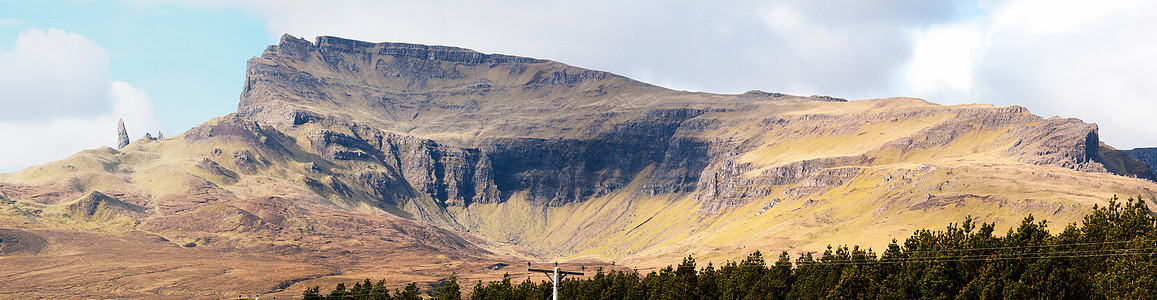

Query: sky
[1,0,1156,172]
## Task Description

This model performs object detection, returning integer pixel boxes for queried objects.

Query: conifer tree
[303,286,322,300]
[697,262,718,300]
[434,274,460,300]
[393,283,421,300]
[326,282,348,300]
[369,279,391,300]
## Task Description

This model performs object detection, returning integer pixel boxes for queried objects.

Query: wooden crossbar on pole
[528,262,584,300]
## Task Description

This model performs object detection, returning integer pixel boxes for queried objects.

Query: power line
[795,248,1157,267]
[900,238,1157,254]
[746,238,1157,257]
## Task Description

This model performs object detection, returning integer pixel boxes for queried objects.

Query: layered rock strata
[237,35,1150,211]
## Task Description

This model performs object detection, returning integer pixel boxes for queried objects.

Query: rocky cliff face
[237,35,1150,211]
[221,35,1157,258]
[1126,147,1157,179]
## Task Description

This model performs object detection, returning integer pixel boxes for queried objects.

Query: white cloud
[0,28,111,119]
[901,0,1157,148]
[0,19,23,26]
[0,29,160,173]
[110,80,162,137]
[990,0,1136,35]
[751,1,963,97]
[901,22,987,103]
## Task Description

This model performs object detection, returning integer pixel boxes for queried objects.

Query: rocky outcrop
[1127,148,1157,167]
[237,34,646,132]
[1125,147,1157,180]
[231,150,263,175]
[67,191,147,220]
[117,119,129,149]
[195,158,237,182]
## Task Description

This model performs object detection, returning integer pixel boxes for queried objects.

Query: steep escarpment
[1125,147,1157,179]
[239,35,1150,210]
[225,35,1157,259]
[1127,147,1157,164]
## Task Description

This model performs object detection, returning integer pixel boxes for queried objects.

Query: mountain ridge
[1,34,1155,297]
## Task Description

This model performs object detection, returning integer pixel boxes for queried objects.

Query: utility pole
[528,262,584,300]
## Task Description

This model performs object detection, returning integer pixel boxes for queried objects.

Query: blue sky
[1,0,270,132]
[3,0,1157,172]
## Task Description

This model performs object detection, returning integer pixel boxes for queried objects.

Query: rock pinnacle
[117,119,130,149]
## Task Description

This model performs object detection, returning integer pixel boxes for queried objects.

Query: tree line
[307,196,1157,299]
[302,276,459,300]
